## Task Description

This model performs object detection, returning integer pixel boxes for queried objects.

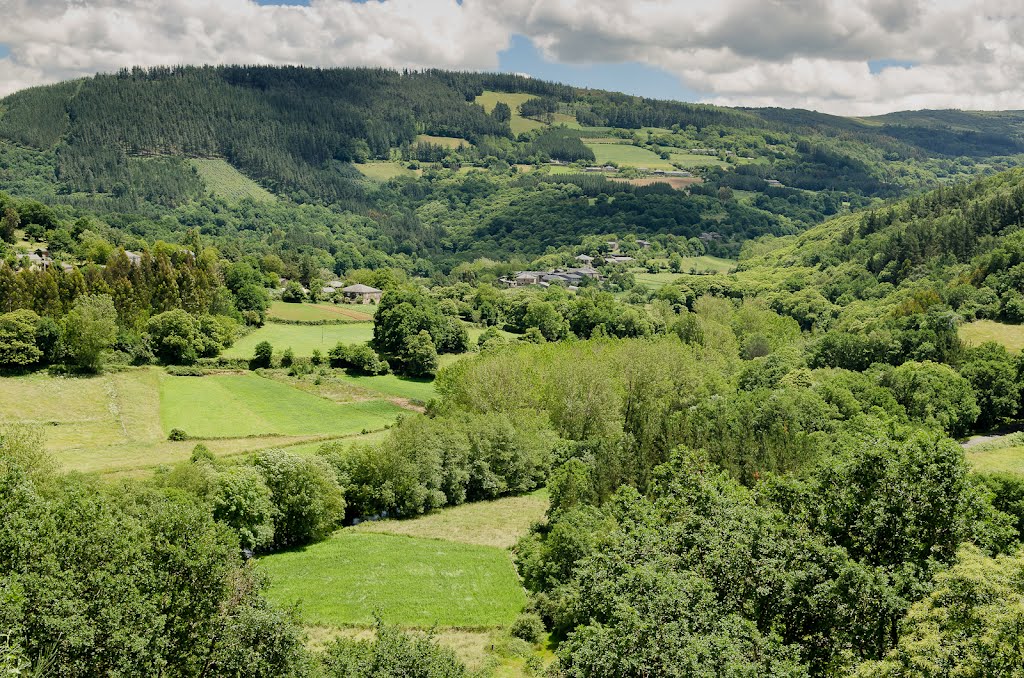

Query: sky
[0,0,1022,116]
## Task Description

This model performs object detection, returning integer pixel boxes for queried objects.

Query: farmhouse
[575,254,595,265]
[124,250,143,266]
[766,179,784,188]
[501,266,601,288]
[341,283,383,304]
[636,240,652,249]
[17,248,53,271]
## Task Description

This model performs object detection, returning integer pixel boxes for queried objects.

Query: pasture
[268,301,373,322]
[667,152,731,169]
[610,176,701,190]
[416,134,470,149]
[336,373,437,404]
[583,141,676,170]
[474,91,546,135]
[353,489,548,548]
[633,258,736,288]
[959,320,1024,353]
[223,322,375,358]
[966,443,1024,475]
[354,161,419,181]
[159,373,404,438]
[259,531,526,628]
[0,369,396,475]
[190,158,276,202]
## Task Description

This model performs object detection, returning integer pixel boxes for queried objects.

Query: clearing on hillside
[189,158,276,202]
[610,176,701,190]
[354,161,420,181]
[268,301,373,322]
[259,531,526,628]
[416,134,470,149]
[959,320,1024,353]
[159,373,404,438]
[352,489,548,548]
[223,322,375,358]
[583,141,676,170]
[474,91,546,135]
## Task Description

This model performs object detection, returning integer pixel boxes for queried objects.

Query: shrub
[280,347,294,368]
[168,428,188,441]
[252,449,346,550]
[510,613,546,644]
[328,342,390,375]
[251,341,273,369]
[165,365,205,376]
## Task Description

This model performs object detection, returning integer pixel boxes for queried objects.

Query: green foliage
[329,342,390,375]
[958,342,1021,428]
[0,449,306,676]
[62,293,117,371]
[859,545,1024,677]
[402,330,439,378]
[251,340,274,369]
[510,612,546,644]
[252,449,346,550]
[883,361,980,436]
[319,623,468,678]
[0,309,43,368]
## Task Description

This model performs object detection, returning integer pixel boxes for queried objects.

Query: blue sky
[498,34,703,102]
[0,44,9,59]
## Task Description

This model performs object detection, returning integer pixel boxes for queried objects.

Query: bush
[251,341,274,369]
[252,449,346,550]
[168,428,188,441]
[165,365,205,376]
[328,342,390,375]
[510,612,546,644]
[280,347,294,368]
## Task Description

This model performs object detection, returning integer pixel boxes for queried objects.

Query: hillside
[3,65,1024,267]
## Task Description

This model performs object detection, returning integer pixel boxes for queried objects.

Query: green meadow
[259,531,526,628]
[336,373,437,403]
[584,141,676,170]
[354,161,420,181]
[474,91,546,135]
[159,373,404,438]
[224,322,375,358]
[267,301,373,322]
[416,134,470,149]
[189,158,276,202]
[959,320,1024,353]
[0,369,400,475]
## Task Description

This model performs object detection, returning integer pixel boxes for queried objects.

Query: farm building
[576,254,595,265]
[341,283,383,304]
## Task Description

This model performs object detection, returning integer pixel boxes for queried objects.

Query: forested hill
[4,65,1024,267]
[729,167,1024,336]
[3,65,1024,207]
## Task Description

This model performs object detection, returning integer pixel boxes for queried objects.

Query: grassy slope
[416,134,470,149]
[268,301,374,322]
[354,162,420,181]
[336,373,437,403]
[189,158,276,202]
[352,489,548,548]
[223,323,375,358]
[584,141,676,170]
[159,373,403,438]
[474,91,546,135]
[959,320,1024,353]
[0,369,368,474]
[259,531,526,628]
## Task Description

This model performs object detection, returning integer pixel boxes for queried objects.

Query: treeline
[574,93,761,130]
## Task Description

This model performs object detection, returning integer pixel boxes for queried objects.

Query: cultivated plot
[268,301,373,322]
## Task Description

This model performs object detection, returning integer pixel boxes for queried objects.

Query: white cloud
[0,0,1023,114]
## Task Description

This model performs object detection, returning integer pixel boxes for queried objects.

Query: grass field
[268,301,373,322]
[260,531,526,628]
[474,91,546,135]
[967,445,1024,475]
[354,162,419,181]
[633,258,736,288]
[416,134,470,149]
[0,369,381,474]
[584,141,676,170]
[353,490,548,548]
[224,323,375,358]
[160,373,403,438]
[960,320,1024,353]
[337,373,437,403]
[667,152,730,169]
[190,158,276,202]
